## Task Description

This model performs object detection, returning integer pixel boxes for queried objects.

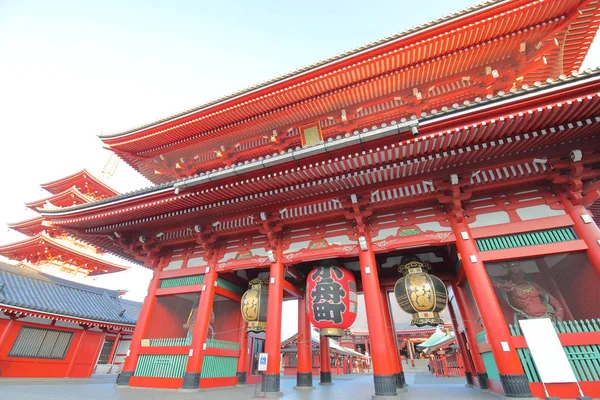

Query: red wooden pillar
[451,218,532,398]
[565,202,600,274]
[452,283,488,389]
[66,325,89,377]
[260,247,285,395]
[319,335,332,384]
[295,295,313,389]
[0,315,16,349]
[446,297,474,386]
[182,264,218,389]
[235,315,248,385]
[107,332,121,365]
[380,289,406,389]
[117,261,164,385]
[358,231,398,398]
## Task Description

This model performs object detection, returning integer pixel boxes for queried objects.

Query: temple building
[0,171,139,378]
[0,261,140,378]
[0,169,126,278]
[32,0,600,399]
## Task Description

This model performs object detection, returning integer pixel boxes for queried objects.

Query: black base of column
[320,371,332,384]
[499,374,533,398]
[465,371,474,386]
[477,372,489,390]
[260,373,281,394]
[116,370,133,386]
[373,374,398,397]
[181,372,201,389]
[394,372,406,388]
[236,371,247,385]
[296,372,313,387]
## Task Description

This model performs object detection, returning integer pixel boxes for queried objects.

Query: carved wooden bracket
[111,233,163,268]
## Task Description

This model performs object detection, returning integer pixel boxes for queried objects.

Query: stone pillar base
[181,372,200,389]
[259,373,281,396]
[394,372,407,388]
[320,371,332,385]
[236,371,247,385]
[465,371,474,386]
[373,374,398,397]
[295,372,313,388]
[115,370,133,386]
[499,374,533,398]
[477,372,489,390]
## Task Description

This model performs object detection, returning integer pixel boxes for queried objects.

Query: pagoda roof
[40,68,600,213]
[99,0,600,183]
[0,234,128,276]
[0,261,140,328]
[25,187,93,211]
[40,169,119,199]
[38,68,600,262]
[7,216,50,237]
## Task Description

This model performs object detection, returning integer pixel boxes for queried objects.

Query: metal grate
[159,274,205,288]
[475,227,577,251]
[134,354,188,378]
[200,356,238,378]
[9,326,73,359]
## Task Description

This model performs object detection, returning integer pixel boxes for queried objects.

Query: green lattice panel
[134,354,188,378]
[200,356,238,378]
[206,338,240,350]
[160,274,205,288]
[147,337,192,347]
[216,278,244,294]
[475,227,577,252]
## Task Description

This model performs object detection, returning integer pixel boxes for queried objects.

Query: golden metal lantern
[241,278,269,333]
[394,259,447,327]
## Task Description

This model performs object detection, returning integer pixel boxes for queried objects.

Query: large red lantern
[306,266,358,337]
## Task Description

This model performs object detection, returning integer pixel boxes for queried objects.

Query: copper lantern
[241,278,269,333]
[394,258,447,327]
[306,266,358,337]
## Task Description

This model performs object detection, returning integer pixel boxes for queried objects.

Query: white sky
[1,0,599,337]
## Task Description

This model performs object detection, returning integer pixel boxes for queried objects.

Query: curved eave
[26,187,93,211]
[0,234,129,275]
[40,169,119,198]
[100,0,599,157]
[0,305,136,330]
[38,67,600,224]
[7,216,47,236]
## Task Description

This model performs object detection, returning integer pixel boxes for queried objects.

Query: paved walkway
[0,373,500,400]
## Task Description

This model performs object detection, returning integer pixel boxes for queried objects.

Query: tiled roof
[99,0,505,138]
[41,67,600,216]
[0,262,140,325]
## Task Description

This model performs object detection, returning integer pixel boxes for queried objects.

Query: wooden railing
[509,319,600,382]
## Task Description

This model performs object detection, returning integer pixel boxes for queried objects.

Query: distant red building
[0,171,138,378]
[0,262,140,378]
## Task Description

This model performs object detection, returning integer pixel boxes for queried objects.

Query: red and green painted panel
[475,227,577,252]
[476,331,500,381]
[510,319,600,382]
[200,356,238,378]
[159,274,243,294]
[133,354,188,378]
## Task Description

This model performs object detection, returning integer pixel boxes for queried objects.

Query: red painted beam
[283,279,302,298]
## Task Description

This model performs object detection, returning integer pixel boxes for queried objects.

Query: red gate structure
[33,1,600,398]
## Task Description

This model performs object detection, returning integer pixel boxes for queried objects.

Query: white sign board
[258,352,268,372]
[519,318,577,383]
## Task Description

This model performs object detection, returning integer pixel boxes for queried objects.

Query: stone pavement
[0,373,500,400]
